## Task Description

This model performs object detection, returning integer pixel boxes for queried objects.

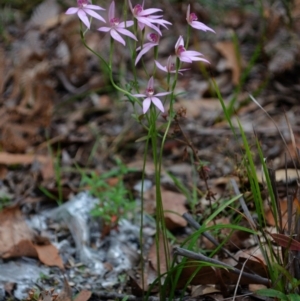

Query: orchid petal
[154,60,168,72]
[77,10,90,28]
[65,7,78,14]
[143,98,151,114]
[132,93,146,97]
[155,92,171,97]
[149,18,172,26]
[98,26,111,32]
[108,1,115,21]
[175,36,184,49]
[136,42,154,51]
[184,50,204,56]
[136,17,162,35]
[110,29,126,45]
[178,56,193,63]
[128,0,133,12]
[151,96,164,112]
[140,8,162,15]
[186,4,190,21]
[149,18,171,29]
[85,4,105,10]
[119,20,134,28]
[147,77,154,90]
[116,28,138,41]
[135,43,156,65]
[191,21,215,32]
[84,8,106,22]
[138,21,145,31]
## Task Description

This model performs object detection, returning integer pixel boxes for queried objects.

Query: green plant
[0,195,11,210]
[80,159,136,227]
[39,144,64,206]
[215,79,300,296]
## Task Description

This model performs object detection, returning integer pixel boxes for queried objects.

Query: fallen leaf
[191,285,221,297]
[161,189,187,230]
[0,152,49,165]
[1,125,29,153]
[265,198,299,229]
[74,290,92,301]
[176,257,268,288]
[148,232,172,275]
[0,206,34,256]
[128,263,158,294]
[40,156,55,181]
[56,278,72,301]
[35,244,64,269]
[257,168,300,183]
[270,233,300,251]
[215,41,241,85]
[0,206,64,268]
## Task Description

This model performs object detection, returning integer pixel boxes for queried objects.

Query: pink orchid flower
[65,0,106,29]
[155,56,189,75]
[98,1,137,46]
[128,0,171,35]
[132,77,170,113]
[175,36,209,64]
[186,4,215,33]
[135,32,159,65]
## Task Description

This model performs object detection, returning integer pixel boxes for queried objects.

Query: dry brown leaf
[35,244,64,270]
[176,257,268,288]
[265,198,298,228]
[0,206,34,256]
[1,125,29,153]
[0,152,49,165]
[40,157,55,181]
[0,206,64,268]
[256,168,300,184]
[56,278,72,301]
[74,290,92,301]
[215,41,241,85]
[143,187,187,229]
[175,98,222,120]
[191,285,221,297]
[0,165,8,180]
[128,263,158,295]
[293,0,300,17]
[161,189,187,230]
[148,232,172,275]
[3,239,38,258]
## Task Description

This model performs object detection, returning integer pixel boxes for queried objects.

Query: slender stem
[186,25,191,48]
[80,33,138,102]
[109,36,114,69]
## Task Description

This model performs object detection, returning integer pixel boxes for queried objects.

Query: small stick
[93,291,181,301]
[183,212,238,262]
[174,247,270,286]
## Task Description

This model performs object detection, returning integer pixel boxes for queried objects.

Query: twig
[174,247,270,286]
[183,212,238,262]
[232,255,249,301]
[93,291,181,301]
[230,179,256,230]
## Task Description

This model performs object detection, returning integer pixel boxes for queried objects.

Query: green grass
[79,158,137,226]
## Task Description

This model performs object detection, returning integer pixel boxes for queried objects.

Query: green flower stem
[149,105,171,290]
[131,19,139,88]
[153,45,159,75]
[186,24,191,48]
[109,36,114,69]
[80,31,140,104]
